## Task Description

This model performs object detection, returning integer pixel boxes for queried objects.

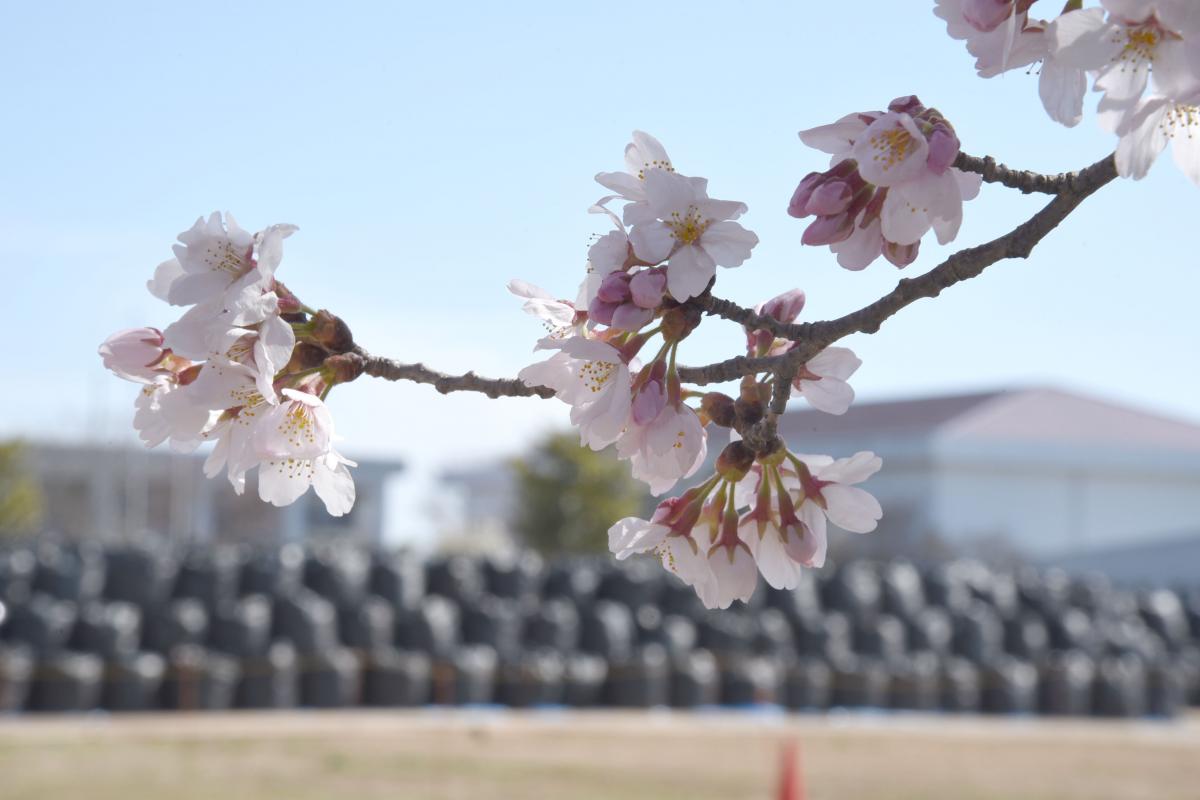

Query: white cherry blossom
[793,346,862,415]
[1112,89,1200,183]
[133,379,212,453]
[518,336,633,450]
[258,449,357,516]
[616,402,707,495]
[627,170,759,301]
[508,279,581,339]
[794,451,885,536]
[595,130,676,207]
[254,388,336,460]
[149,212,296,308]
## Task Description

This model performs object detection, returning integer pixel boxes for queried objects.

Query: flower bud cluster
[512,132,762,497]
[98,212,360,516]
[792,96,981,270]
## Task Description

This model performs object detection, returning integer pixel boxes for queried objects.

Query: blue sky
[3,2,1197,540]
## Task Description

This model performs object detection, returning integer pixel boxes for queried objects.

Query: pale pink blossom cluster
[98,213,357,516]
[514,133,764,498]
[937,0,1200,184]
[516,140,886,607]
[791,97,982,270]
[608,445,882,610]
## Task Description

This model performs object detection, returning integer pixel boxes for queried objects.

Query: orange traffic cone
[776,739,804,800]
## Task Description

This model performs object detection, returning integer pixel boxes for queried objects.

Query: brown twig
[350,347,555,399]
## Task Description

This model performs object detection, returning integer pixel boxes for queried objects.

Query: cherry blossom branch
[681,151,1119,384]
[350,346,555,399]
[951,151,1090,195]
[351,152,1116,401]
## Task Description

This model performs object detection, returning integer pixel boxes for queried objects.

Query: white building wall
[929,439,1200,557]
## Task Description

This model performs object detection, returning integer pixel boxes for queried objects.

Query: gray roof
[779,388,1200,451]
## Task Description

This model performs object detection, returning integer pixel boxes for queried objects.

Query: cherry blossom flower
[1051,3,1200,118]
[148,212,296,308]
[518,335,633,450]
[702,491,759,608]
[508,279,582,339]
[617,401,707,495]
[627,170,759,301]
[161,286,287,361]
[607,490,722,606]
[254,388,336,460]
[794,98,981,269]
[258,449,357,516]
[98,327,181,384]
[1111,88,1200,184]
[793,451,885,539]
[793,347,862,416]
[595,130,676,208]
[133,377,212,453]
[735,465,825,588]
[935,0,1047,77]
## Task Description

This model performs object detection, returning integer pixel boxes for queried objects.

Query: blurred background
[2,2,1199,799]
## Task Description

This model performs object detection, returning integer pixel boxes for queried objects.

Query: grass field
[1,710,1198,800]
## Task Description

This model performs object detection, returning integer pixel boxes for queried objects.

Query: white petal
[665,245,716,301]
[799,376,855,415]
[312,454,356,516]
[1115,99,1171,179]
[699,221,758,267]
[807,346,861,381]
[1170,115,1200,187]
[830,221,883,271]
[258,460,312,507]
[822,485,883,533]
[1049,8,1122,69]
[629,222,675,264]
[798,113,867,157]
[818,451,883,485]
[1038,57,1087,127]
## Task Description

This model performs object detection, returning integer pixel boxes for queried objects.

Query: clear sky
[3,2,1198,542]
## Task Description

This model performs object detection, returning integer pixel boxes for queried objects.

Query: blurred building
[25,442,403,545]
[778,388,1200,570]
[446,388,1200,579]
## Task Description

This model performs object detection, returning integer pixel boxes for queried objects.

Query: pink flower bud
[787,173,824,218]
[610,302,655,332]
[802,213,854,247]
[925,126,960,175]
[632,379,667,426]
[629,269,667,309]
[98,327,169,384]
[756,288,806,325]
[961,0,1012,32]
[588,297,620,325]
[806,181,853,216]
[596,271,632,304]
[888,95,925,116]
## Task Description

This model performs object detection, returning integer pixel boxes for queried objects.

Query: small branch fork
[352,151,1119,431]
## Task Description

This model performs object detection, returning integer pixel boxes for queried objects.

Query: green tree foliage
[0,441,43,536]
[510,431,647,555]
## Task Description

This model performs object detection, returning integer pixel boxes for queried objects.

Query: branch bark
[351,346,555,399]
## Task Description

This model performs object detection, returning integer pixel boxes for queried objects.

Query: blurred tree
[0,441,44,536]
[510,431,647,555]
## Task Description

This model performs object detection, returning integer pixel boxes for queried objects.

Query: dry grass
[1,710,1198,800]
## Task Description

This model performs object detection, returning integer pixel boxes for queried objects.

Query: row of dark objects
[1,542,1199,716]
[0,639,1182,717]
